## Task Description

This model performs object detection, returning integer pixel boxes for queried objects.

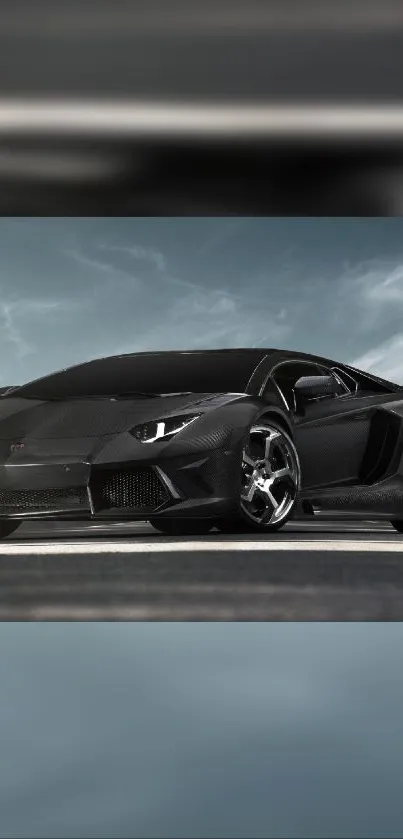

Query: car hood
[0,391,246,441]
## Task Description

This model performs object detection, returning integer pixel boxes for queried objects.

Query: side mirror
[293,375,339,413]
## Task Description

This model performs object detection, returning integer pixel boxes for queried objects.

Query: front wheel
[218,420,300,534]
[149,518,213,536]
[0,521,21,539]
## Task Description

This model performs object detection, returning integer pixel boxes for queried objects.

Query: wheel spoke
[260,506,275,525]
[264,430,281,461]
[271,466,293,481]
[241,477,256,502]
[266,486,280,509]
[242,451,257,468]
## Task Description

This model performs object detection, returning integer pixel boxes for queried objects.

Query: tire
[217,419,300,534]
[149,518,213,536]
[391,520,403,533]
[0,520,21,539]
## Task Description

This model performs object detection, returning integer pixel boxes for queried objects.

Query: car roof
[109,347,336,367]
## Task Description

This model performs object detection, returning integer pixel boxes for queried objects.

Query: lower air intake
[0,486,88,514]
[89,467,169,512]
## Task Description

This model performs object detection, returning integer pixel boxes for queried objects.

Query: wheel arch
[256,407,294,439]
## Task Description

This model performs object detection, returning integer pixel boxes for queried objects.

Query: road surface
[1,519,403,620]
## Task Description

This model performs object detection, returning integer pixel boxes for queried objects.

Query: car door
[265,360,387,490]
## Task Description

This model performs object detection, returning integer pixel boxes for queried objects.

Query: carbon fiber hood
[0,391,245,441]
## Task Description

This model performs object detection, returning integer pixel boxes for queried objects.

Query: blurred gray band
[4,1,403,35]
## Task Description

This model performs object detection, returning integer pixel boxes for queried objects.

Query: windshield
[11,351,265,399]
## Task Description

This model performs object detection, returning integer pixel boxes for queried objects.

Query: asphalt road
[1,519,403,620]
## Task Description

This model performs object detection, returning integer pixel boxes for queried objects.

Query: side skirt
[300,477,403,520]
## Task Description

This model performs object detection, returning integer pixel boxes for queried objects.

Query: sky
[1,217,403,386]
[1,622,403,838]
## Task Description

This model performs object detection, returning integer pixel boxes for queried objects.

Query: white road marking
[4,100,403,142]
[1,539,403,555]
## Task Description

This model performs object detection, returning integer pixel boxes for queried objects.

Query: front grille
[0,486,88,514]
[89,467,169,512]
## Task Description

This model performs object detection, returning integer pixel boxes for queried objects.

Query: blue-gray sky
[1,217,403,385]
[1,623,403,838]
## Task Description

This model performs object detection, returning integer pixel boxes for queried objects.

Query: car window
[330,367,357,394]
[343,366,397,395]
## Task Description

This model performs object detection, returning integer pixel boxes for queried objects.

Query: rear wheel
[391,520,403,534]
[217,420,300,534]
[0,521,21,539]
[149,518,213,536]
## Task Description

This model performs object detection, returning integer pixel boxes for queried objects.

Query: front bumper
[0,448,240,521]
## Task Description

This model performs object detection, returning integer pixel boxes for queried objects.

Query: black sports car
[1,347,403,538]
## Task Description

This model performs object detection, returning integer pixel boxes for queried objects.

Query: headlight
[130,413,201,443]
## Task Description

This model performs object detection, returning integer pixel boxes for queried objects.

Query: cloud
[92,240,291,354]
[351,335,403,384]
[339,257,403,382]
[65,238,286,359]
[0,299,63,360]
[71,240,201,295]
[360,262,403,304]
[98,243,167,273]
[0,301,32,358]
[338,257,403,328]
[64,248,141,288]
[14,225,403,386]
[114,284,291,356]
[98,241,242,298]
[172,289,237,318]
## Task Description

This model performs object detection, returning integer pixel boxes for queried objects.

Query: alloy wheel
[240,423,300,528]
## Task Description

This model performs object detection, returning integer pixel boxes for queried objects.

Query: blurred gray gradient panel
[3,0,403,100]
[2,0,403,213]
[1,623,403,838]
